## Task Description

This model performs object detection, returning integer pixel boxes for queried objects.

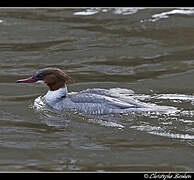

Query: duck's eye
[33,74,44,80]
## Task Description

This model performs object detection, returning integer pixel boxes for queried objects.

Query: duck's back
[53,88,153,114]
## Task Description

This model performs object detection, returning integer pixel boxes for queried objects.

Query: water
[0,7,194,172]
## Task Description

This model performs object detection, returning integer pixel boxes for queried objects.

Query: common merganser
[16,68,176,115]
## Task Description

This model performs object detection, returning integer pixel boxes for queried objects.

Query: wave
[73,8,144,16]
[73,9,99,16]
[151,8,194,22]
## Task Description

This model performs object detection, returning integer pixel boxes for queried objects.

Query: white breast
[45,85,68,106]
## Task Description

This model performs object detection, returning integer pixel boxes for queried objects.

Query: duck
[16,68,175,115]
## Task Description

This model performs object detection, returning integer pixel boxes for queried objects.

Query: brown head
[16,68,72,91]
